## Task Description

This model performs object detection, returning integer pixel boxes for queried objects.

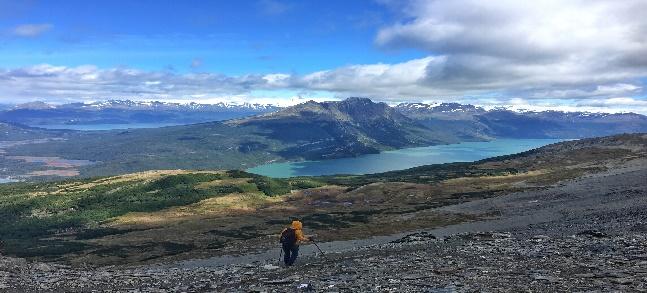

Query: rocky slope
[1,133,645,266]
[1,151,646,292]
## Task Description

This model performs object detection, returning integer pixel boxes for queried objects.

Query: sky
[1,0,647,113]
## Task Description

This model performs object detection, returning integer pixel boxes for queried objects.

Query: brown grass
[63,156,647,264]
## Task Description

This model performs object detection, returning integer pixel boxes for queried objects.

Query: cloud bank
[1,0,647,113]
[0,65,273,100]
[374,0,647,96]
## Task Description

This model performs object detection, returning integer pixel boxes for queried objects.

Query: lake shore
[248,138,565,177]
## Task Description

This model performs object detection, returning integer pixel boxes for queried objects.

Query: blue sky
[0,0,422,74]
[1,0,647,113]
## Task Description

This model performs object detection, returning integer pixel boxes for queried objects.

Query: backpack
[280,228,297,245]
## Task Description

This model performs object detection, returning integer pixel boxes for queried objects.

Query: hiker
[279,220,311,266]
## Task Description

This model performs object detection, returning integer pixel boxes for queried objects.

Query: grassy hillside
[320,134,647,186]
[0,170,322,262]
[1,133,644,265]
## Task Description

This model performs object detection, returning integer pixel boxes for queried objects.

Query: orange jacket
[280,220,308,244]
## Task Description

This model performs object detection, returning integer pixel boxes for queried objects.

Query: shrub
[252,177,291,196]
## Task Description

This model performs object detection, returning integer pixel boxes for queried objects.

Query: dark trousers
[282,243,299,266]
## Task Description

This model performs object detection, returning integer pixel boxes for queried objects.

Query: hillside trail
[164,158,647,269]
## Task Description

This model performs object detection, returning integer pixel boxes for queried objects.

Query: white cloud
[371,0,647,98]
[262,73,291,87]
[2,61,647,114]
[579,97,647,108]
[593,84,642,96]
[11,23,53,37]
[462,97,647,114]
[3,1,647,114]
[0,64,274,101]
[295,57,436,96]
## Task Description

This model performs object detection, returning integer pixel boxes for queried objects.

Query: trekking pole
[278,246,283,265]
[311,240,329,261]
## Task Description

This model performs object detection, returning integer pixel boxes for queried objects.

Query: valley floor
[1,159,646,292]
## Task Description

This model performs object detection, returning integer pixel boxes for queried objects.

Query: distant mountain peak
[9,99,281,112]
[247,97,399,122]
[393,101,647,139]
[14,101,56,110]
[342,97,381,104]
[396,102,486,115]
[228,97,457,159]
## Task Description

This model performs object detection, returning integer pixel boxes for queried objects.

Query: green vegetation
[251,176,291,196]
[286,178,327,189]
[0,134,642,264]
[226,170,325,196]
[5,123,286,178]
[319,162,519,186]
[0,171,303,260]
[149,173,223,189]
[0,122,70,140]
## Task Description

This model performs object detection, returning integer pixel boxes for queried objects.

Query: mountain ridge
[229,97,460,159]
[395,102,647,139]
[0,98,460,179]
[13,100,281,111]
[2,97,647,180]
[1,100,281,127]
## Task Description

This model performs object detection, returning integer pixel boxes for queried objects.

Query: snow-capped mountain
[2,100,283,128]
[396,102,485,113]
[396,102,647,139]
[3,98,646,137]
[14,100,282,112]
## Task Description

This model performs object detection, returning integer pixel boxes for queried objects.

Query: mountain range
[229,97,457,159]
[11,100,280,111]
[4,98,646,138]
[3,99,647,139]
[2,97,647,180]
[395,102,647,139]
[0,100,280,127]
[0,98,456,178]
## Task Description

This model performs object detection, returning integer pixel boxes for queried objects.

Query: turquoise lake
[247,138,565,178]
